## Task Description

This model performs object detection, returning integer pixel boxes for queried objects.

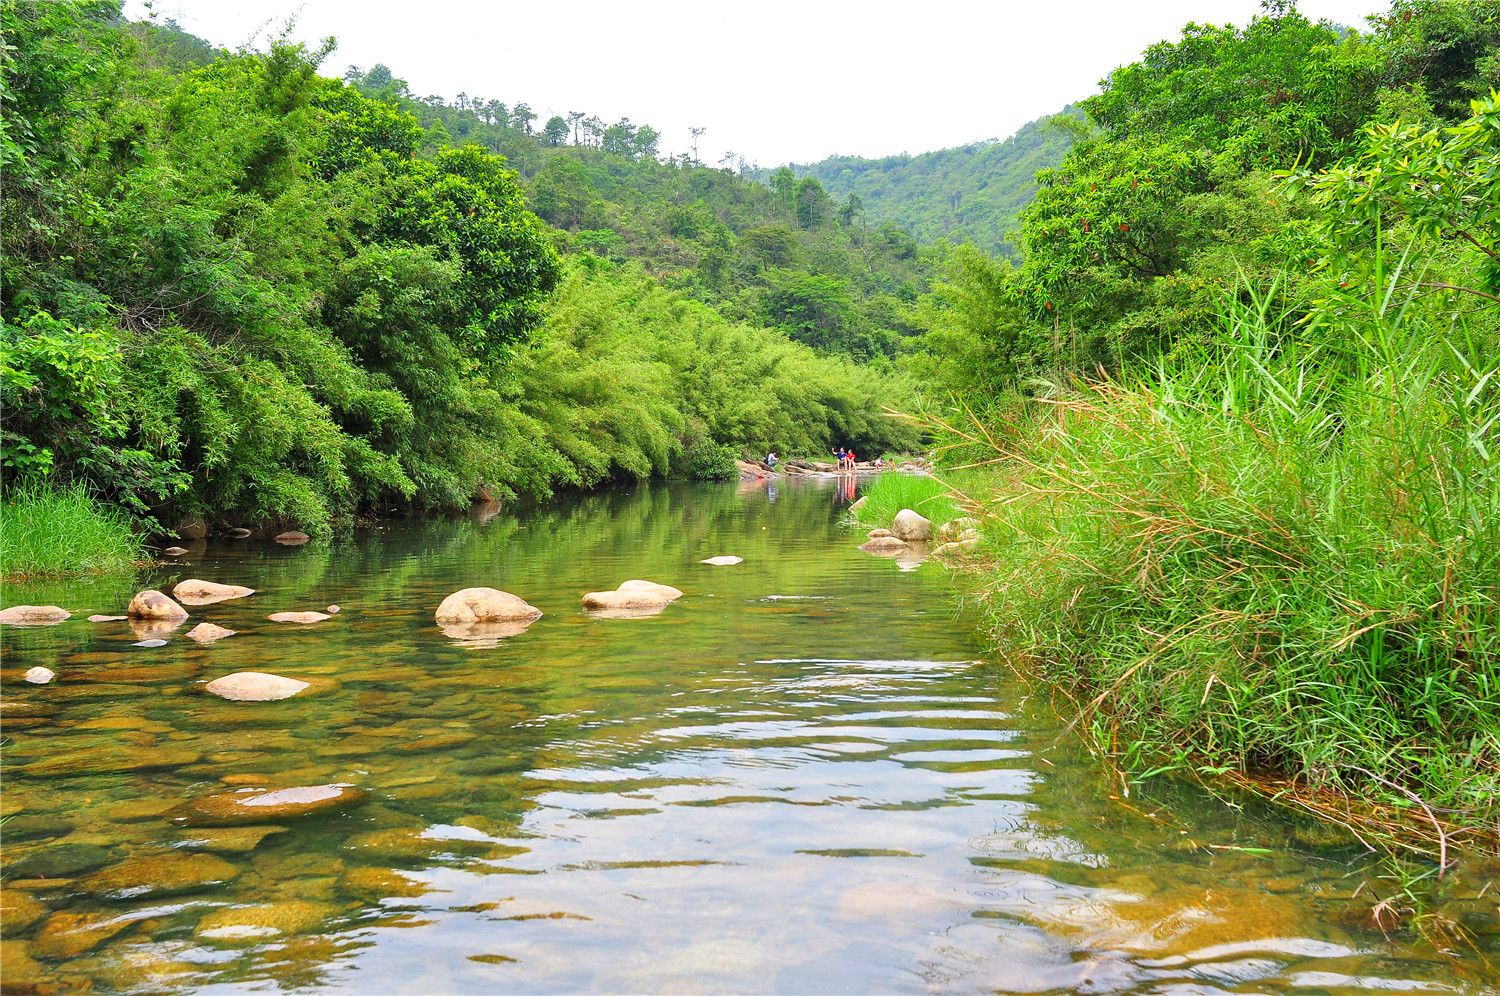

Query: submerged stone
[20,743,201,778]
[171,784,368,826]
[275,530,310,545]
[859,535,910,555]
[339,866,429,902]
[700,556,743,566]
[205,671,309,701]
[24,666,55,684]
[7,843,113,878]
[87,614,128,622]
[186,622,236,643]
[132,638,168,648]
[0,605,70,626]
[194,901,333,946]
[175,824,287,854]
[0,889,48,933]
[33,910,134,959]
[80,851,240,902]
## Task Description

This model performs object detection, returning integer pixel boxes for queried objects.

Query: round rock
[24,666,55,684]
[891,509,933,542]
[434,588,542,624]
[274,530,310,545]
[162,546,190,557]
[859,535,911,555]
[700,556,743,566]
[205,671,309,702]
[127,590,189,622]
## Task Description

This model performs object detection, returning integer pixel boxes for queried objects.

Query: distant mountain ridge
[783,110,1079,257]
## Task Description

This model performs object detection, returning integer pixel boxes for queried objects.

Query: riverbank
[0,486,145,582]
[847,280,1500,865]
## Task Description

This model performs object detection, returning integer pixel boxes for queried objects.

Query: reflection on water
[1,482,1495,993]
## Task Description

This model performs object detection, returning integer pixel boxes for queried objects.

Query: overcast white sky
[124,0,1387,166]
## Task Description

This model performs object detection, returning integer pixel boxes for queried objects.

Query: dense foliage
[785,111,1078,258]
[0,1,917,540]
[904,1,1500,849]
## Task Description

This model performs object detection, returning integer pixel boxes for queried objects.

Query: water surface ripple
[2,482,1495,992]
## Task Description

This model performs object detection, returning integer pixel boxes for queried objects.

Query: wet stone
[171,784,369,826]
[19,743,201,778]
[186,622,236,643]
[268,611,331,624]
[132,638,168,648]
[174,825,288,855]
[205,671,309,701]
[7,843,113,878]
[1,814,75,841]
[0,889,49,933]
[33,910,135,959]
[339,866,430,902]
[80,851,241,901]
[194,900,334,946]
[0,605,70,626]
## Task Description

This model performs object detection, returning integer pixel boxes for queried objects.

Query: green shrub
[678,436,738,481]
[0,483,143,579]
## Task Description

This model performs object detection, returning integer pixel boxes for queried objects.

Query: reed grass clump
[941,280,1500,858]
[850,471,959,530]
[0,483,143,579]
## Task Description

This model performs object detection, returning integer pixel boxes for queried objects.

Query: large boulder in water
[891,509,933,542]
[170,785,368,826]
[173,579,255,605]
[435,587,541,624]
[127,590,188,622]
[0,605,70,626]
[205,672,309,702]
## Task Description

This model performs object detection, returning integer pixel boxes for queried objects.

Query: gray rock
[891,508,933,542]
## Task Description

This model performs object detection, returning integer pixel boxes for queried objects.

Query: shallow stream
[2,481,1496,992]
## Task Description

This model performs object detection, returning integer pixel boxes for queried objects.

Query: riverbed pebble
[24,666,56,684]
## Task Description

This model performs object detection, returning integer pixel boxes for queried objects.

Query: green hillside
[785,111,1078,257]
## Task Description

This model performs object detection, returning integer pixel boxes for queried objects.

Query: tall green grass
[850,472,959,529]
[944,277,1500,856]
[0,483,143,579]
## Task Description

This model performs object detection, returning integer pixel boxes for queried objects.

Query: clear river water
[2,480,1496,993]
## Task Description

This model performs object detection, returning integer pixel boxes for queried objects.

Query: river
[1,480,1495,992]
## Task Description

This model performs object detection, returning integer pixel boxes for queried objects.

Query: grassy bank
[0,484,143,580]
[929,284,1500,860]
[848,472,959,531]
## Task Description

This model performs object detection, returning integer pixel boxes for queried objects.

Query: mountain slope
[788,111,1078,257]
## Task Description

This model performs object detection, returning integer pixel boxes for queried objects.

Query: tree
[543,115,569,147]
[689,125,706,163]
[510,102,536,134]
[567,110,585,146]
[794,176,832,229]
